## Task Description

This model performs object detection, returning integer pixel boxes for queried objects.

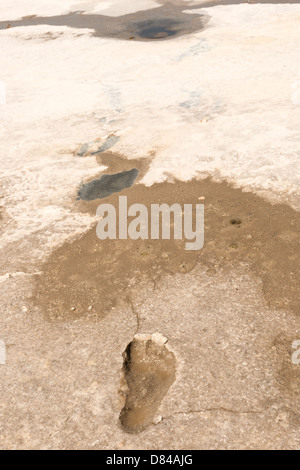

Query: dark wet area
[0,4,208,41]
[1,0,300,41]
[137,18,180,39]
[78,168,139,201]
[34,174,300,323]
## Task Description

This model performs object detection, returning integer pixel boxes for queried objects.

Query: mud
[1,1,299,41]
[33,151,300,322]
[0,3,208,41]
[119,333,176,434]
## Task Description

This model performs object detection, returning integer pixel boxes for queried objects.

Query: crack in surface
[166,407,263,418]
[127,296,140,336]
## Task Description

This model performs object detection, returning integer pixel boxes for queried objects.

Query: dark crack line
[165,407,264,419]
[127,296,140,336]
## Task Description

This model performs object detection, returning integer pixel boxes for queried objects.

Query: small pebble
[153,415,162,425]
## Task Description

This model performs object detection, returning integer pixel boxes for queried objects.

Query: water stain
[33,154,300,322]
[0,3,208,41]
[1,1,299,41]
[96,152,152,178]
[137,18,180,39]
[91,135,120,155]
[77,135,120,157]
[78,168,139,201]
[119,333,176,434]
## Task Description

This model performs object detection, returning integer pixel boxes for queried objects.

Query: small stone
[152,332,168,345]
[230,217,242,225]
[153,415,162,425]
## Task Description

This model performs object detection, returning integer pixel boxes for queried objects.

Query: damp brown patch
[41,32,64,41]
[95,152,152,182]
[0,4,208,41]
[33,169,300,321]
[75,151,152,201]
[119,333,176,434]
[1,0,299,41]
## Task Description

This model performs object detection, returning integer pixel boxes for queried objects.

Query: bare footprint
[120,333,176,433]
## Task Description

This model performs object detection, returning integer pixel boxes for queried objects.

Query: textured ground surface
[0,0,300,450]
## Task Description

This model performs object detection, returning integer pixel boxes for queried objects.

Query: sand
[0,0,300,450]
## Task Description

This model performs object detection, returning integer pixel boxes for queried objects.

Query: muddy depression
[33,151,300,323]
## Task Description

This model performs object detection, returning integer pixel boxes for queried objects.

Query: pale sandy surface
[0,0,300,449]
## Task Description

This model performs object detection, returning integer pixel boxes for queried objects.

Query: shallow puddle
[33,151,300,322]
[1,0,299,41]
[0,4,207,41]
[78,168,139,201]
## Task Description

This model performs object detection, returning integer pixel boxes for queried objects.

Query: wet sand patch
[33,165,300,321]
[96,152,152,180]
[1,1,300,41]
[0,4,208,41]
[119,333,176,433]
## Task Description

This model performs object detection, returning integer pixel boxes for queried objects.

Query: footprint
[119,333,176,433]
